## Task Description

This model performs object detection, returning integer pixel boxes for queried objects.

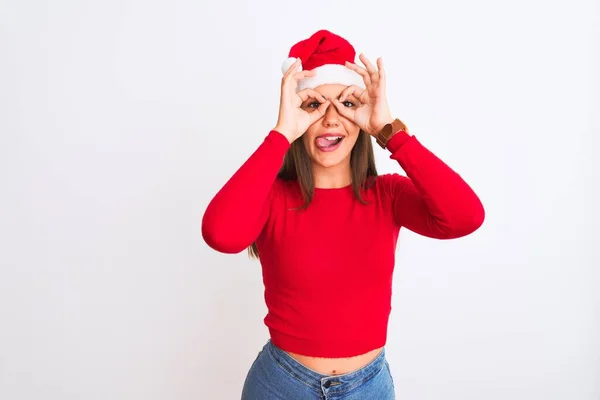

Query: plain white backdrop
[1,0,598,399]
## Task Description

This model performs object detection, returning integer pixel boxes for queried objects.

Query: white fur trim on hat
[281,57,301,75]
[296,64,365,92]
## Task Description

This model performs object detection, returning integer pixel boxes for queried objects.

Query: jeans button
[323,380,331,388]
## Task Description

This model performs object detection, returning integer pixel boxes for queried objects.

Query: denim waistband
[265,339,386,396]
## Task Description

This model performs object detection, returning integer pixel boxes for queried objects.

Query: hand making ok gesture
[331,54,395,136]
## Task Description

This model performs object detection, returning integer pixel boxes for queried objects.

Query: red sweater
[202,129,484,357]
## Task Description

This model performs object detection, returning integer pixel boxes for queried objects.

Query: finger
[358,53,380,85]
[293,69,316,81]
[309,100,331,123]
[338,85,365,103]
[344,60,372,87]
[283,70,315,86]
[358,53,377,74]
[377,57,386,87]
[296,88,326,103]
[283,58,302,79]
[331,98,354,120]
[282,69,317,94]
[377,57,387,93]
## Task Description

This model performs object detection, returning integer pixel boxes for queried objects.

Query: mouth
[315,134,344,152]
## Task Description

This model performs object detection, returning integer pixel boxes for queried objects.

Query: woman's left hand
[331,53,394,136]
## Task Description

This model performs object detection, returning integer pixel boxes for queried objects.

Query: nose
[322,101,341,127]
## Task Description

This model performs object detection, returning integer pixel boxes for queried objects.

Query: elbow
[201,226,249,254]
[441,200,485,239]
[460,205,485,237]
[470,196,486,232]
[201,215,250,254]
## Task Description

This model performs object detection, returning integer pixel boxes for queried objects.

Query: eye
[306,100,355,108]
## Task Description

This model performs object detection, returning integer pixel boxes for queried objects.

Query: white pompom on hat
[281,30,365,92]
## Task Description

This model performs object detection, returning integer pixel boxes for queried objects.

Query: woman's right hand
[273,58,331,143]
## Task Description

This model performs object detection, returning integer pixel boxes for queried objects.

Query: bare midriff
[283,346,384,376]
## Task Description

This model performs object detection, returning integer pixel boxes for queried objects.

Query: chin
[308,143,353,168]
[313,157,346,169]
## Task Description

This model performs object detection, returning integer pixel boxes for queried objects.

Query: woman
[202,30,485,399]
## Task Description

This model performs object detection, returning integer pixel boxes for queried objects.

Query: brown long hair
[248,130,378,259]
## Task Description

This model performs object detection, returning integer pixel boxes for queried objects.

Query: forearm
[387,131,485,238]
[201,130,291,253]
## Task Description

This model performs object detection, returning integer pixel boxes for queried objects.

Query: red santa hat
[281,30,365,92]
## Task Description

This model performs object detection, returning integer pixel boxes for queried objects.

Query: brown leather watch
[375,118,408,149]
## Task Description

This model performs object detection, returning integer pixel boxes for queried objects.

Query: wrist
[374,118,409,149]
[368,114,395,136]
[273,126,294,144]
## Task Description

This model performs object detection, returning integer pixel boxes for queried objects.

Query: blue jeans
[241,339,395,399]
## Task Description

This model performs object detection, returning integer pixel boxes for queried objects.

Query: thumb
[309,100,331,123]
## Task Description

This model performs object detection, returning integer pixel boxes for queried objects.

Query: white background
[1,0,598,399]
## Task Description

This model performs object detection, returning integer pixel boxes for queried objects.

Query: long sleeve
[385,130,485,239]
[201,130,291,253]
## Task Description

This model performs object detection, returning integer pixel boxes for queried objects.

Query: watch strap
[375,118,408,149]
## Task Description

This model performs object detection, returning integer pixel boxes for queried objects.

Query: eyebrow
[302,98,320,105]
[304,93,359,102]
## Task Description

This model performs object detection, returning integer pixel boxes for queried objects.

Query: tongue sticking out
[316,137,341,148]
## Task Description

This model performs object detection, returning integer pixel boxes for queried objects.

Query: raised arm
[332,54,484,238]
[202,58,331,254]
[201,130,290,253]
[384,130,485,239]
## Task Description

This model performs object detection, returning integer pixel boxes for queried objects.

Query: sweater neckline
[288,179,354,195]
[313,183,353,191]
[312,184,354,198]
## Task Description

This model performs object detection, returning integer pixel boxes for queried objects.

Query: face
[301,84,361,170]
